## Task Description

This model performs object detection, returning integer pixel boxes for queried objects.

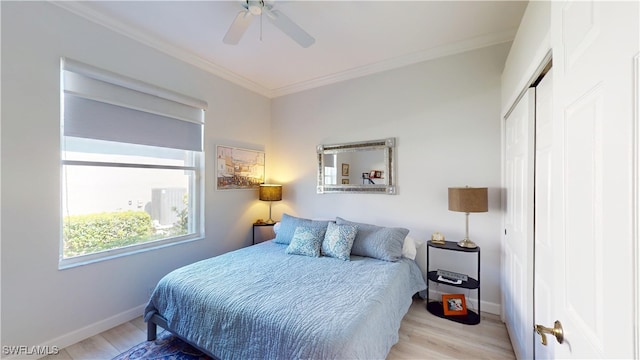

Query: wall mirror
[317,138,396,194]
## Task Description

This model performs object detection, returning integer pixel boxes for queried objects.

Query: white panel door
[541,1,639,357]
[503,88,535,360]
[534,69,554,359]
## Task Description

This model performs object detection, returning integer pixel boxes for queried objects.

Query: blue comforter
[144,240,426,359]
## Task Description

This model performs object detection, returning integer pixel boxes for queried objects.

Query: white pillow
[273,222,281,234]
[402,235,426,260]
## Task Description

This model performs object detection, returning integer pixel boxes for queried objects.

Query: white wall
[1,2,271,351]
[501,1,551,117]
[271,43,511,314]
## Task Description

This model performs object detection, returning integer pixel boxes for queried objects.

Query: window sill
[58,235,205,270]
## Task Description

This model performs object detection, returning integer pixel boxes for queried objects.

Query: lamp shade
[259,184,282,201]
[448,187,488,213]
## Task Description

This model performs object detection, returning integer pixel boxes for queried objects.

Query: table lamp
[259,184,282,224]
[448,186,488,248]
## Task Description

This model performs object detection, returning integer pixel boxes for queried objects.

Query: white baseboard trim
[427,288,502,316]
[3,304,146,360]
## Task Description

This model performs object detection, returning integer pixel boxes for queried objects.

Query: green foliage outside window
[63,211,155,258]
[63,202,190,258]
[172,194,189,234]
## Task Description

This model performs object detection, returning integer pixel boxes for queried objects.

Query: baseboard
[3,304,146,360]
[427,288,501,316]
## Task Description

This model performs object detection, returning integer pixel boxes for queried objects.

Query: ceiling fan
[223,0,315,48]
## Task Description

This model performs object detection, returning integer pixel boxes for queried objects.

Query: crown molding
[271,28,518,98]
[52,1,516,99]
[51,1,273,98]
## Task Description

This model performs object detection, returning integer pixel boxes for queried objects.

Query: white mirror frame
[317,137,396,194]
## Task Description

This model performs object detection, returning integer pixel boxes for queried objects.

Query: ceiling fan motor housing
[224,0,315,48]
[247,0,264,15]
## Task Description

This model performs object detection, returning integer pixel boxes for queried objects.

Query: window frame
[59,157,204,269]
[59,58,206,269]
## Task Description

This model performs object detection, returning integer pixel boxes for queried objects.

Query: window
[60,58,207,268]
[324,154,337,185]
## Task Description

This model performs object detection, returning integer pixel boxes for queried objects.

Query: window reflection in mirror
[323,154,337,185]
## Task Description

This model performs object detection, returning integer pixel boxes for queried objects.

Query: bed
[144,215,427,359]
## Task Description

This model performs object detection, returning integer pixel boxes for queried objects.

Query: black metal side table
[426,240,481,325]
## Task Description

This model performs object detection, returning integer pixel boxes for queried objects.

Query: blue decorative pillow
[335,217,409,262]
[274,213,331,245]
[321,222,358,261]
[286,226,325,257]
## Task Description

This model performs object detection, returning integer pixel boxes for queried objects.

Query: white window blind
[61,58,207,151]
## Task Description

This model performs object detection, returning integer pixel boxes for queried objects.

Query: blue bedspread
[144,240,426,359]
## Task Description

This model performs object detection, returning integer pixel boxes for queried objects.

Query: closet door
[533,69,554,359]
[503,88,535,360]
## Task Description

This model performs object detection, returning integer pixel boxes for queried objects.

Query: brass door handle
[535,320,564,345]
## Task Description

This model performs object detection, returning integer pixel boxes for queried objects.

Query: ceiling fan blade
[223,10,253,45]
[264,8,315,48]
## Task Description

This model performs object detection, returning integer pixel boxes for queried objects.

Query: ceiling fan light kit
[223,0,315,48]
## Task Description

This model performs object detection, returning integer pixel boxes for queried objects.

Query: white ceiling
[54,1,528,98]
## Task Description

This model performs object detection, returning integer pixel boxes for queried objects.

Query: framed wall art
[216,145,265,190]
[341,163,350,176]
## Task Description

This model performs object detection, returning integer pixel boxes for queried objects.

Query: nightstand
[426,240,481,325]
[253,223,276,244]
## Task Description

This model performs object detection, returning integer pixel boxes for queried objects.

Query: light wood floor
[43,298,515,360]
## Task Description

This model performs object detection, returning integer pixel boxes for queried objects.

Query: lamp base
[457,238,477,249]
[265,201,275,224]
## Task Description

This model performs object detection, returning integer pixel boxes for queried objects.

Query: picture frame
[342,163,350,176]
[442,294,468,316]
[342,179,349,184]
[216,145,265,190]
[369,170,383,179]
